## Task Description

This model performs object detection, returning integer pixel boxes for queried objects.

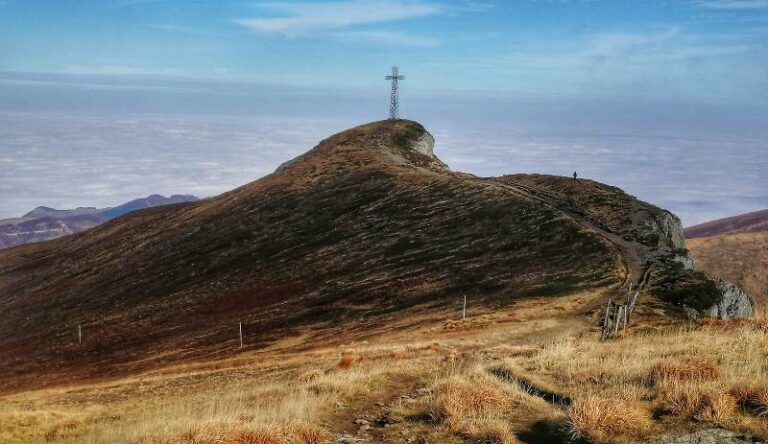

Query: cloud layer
[1,107,765,227]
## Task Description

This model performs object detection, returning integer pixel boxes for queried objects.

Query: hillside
[688,232,768,312]
[0,120,749,394]
[684,208,768,239]
[0,194,197,250]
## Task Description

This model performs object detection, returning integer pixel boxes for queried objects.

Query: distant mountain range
[684,208,768,239]
[0,194,198,250]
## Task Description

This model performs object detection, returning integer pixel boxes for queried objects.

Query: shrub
[337,354,357,369]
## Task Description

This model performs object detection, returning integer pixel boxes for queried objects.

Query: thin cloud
[588,27,680,59]
[235,0,441,36]
[694,0,768,9]
[331,30,439,47]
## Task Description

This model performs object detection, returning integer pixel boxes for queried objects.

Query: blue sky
[0,1,766,225]
[1,0,767,102]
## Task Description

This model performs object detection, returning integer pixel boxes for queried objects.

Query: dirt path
[327,292,602,444]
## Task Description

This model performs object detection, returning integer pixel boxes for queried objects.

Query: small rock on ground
[653,429,764,444]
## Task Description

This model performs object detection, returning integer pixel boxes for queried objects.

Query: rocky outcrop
[650,255,754,320]
[634,211,754,320]
[702,280,754,319]
[639,211,686,250]
[670,250,695,270]
[410,130,436,159]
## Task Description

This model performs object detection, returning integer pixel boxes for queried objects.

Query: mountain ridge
[0,119,752,393]
[685,208,768,239]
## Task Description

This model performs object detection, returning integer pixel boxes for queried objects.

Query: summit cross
[385,66,405,119]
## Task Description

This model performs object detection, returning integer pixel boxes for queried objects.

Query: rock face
[670,250,695,270]
[704,280,754,319]
[640,211,686,251]
[410,130,437,159]
[649,253,754,320]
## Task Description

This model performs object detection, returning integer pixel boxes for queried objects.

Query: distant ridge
[0,194,198,250]
[685,209,768,239]
[100,194,198,219]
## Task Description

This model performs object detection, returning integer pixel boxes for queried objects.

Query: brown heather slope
[0,120,689,393]
[684,208,768,239]
[688,232,768,312]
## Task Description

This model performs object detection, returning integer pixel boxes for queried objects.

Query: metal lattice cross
[385,66,405,119]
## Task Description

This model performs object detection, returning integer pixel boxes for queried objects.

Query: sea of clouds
[0,75,765,226]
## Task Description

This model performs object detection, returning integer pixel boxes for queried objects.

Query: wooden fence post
[624,303,629,329]
[629,290,639,316]
[78,324,82,344]
[614,305,622,335]
[462,295,467,321]
[602,299,612,339]
[239,322,243,349]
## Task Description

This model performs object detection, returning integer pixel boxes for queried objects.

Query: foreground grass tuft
[565,396,652,444]
[731,384,768,417]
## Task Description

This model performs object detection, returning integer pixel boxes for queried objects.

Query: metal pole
[239,322,243,349]
[462,295,467,320]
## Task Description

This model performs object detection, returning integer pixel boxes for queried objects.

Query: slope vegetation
[0,120,721,393]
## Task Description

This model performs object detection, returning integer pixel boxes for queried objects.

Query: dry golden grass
[656,381,737,422]
[1,290,765,444]
[731,384,768,417]
[565,395,652,444]
[286,422,333,444]
[434,376,511,425]
[464,418,521,444]
[510,315,768,441]
[647,358,722,385]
